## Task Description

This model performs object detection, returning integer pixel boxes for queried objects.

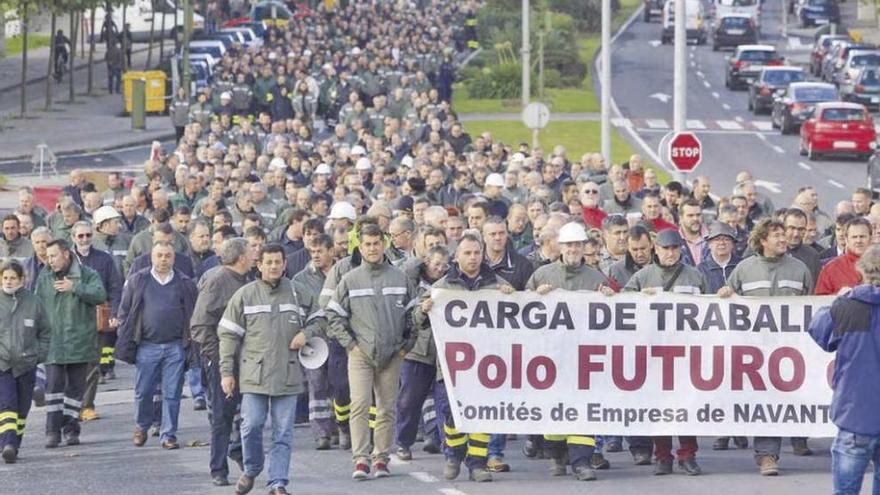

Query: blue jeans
[186,366,205,401]
[241,393,298,489]
[832,428,880,495]
[134,342,185,441]
[489,433,506,460]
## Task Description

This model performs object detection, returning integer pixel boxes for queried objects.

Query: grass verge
[4,34,52,57]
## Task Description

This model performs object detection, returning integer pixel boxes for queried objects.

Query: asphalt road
[608,0,867,211]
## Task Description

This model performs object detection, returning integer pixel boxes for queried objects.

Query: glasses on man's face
[583,189,599,194]
[76,233,93,239]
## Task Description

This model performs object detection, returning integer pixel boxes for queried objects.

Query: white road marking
[722,103,731,110]
[828,179,845,189]
[756,133,767,141]
[646,119,669,129]
[798,161,812,170]
[611,117,633,127]
[696,71,705,78]
[734,116,744,123]
[752,121,774,131]
[712,91,720,99]
[690,61,697,67]
[649,40,662,47]
[686,119,707,129]
[410,472,438,483]
[716,120,742,130]
[702,80,711,88]
[772,145,785,154]
[636,128,762,135]
[439,489,470,495]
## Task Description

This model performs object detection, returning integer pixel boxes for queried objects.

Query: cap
[314,163,333,175]
[269,157,286,170]
[485,173,505,187]
[366,202,392,218]
[220,91,232,100]
[351,145,366,156]
[351,47,361,56]
[93,206,121,226]
[705,222,738,242]
[393,196,414,212]
[355,157,372,171]
[558,222,589,243]
[655,229,683,248]
[268,52,277,60]
[328,201,357,221]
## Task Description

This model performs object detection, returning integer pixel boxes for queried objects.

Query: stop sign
[667,132,702,172]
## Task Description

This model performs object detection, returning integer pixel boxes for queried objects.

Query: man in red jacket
[580,181,607,229]
[816,218,872,295]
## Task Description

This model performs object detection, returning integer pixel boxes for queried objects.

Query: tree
[145,0,155,68]
[87,5,95,94]
[45,9,55,110]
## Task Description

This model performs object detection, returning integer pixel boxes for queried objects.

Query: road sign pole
[673,0,686,134]
[781,0,788,39]
[601,0,612,167]
[522,0,530,109]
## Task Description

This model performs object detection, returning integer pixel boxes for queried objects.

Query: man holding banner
[721,218,814,476]
[526,222,613,481]
[415,230,513,483]
[624,229,707,476]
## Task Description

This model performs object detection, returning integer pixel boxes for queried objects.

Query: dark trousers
[107,67,121,94]
[654,436,698,461]
[434,379,488,470]
[328,342,351,433]
[544,435,596,468]
[45,363,89,437]
[0,368,36,451]
[201,354,242,478]
[306,362,334,439]
[395,359,436,448]
[629,436,653,453]
[99,332,117,375]
[81,362,100,410]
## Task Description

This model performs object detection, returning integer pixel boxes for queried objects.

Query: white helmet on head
[558,222,589,243]
[328,201,357,221]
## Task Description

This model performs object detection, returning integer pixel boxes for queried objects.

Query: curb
[0,132,175,167]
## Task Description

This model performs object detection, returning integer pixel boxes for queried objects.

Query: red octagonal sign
[668,132,703,172]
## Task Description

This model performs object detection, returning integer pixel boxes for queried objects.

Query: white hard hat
[269,157,286,170]
[220,91,232,100]
[485,173,505,187]
[93,206,121,226]
[400,155,414,168]
[510,152,526,163]
[351,145,366,156]
[355,157,372,171]
[314,163,333,175]
[328,201,357,221]
[558,222,589,243]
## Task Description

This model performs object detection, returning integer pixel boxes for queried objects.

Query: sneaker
[80,408,100,422]
[1,445,17,464]
[315,437,331,451]
[791,438,813,456]
[468,467,493,482]
[373,461,390,478]
[339,431,351,451]
[522,439,538,458]
[654,459,673,475]
[193,398,207,411]
[45,433,60,449]
[712,437,729,450]
[352,461,370,480]
[422,437,441,454]
[549,456,567,476]
[605,440,623,453]
[396,446,412,460]
[234,474,254,494]
[443,458,461,480]
[632,450,652,466]
[487,457,510,472]
[590,453,610,470]
[733,437,749,449]
[32,388,45,407]
[758,455,779,476]
[678,458,702,475]
[573,463,597,481]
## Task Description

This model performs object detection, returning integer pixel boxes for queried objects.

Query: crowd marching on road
[2,1,880,495]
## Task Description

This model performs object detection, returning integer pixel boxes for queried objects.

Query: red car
[799,102,877,161]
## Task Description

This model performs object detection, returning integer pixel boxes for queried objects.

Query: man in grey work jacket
[326,223,418,481]
[219,243,313,495]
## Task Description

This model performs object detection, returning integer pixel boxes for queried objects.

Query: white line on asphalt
[690,61,697,67]
[686,119,707,129]
[611,117,633,127]
[438,489,469,495]
[828,179,845,189]
[712,91,720,98]
[645,119,670,129]
[716,120,742,130]
[773,145,785,154]
[798,161,812,170]
[636,128,763,135]
[752,121,774,131]
[722,103,731,110]
[734,116,744,123]
[703,80,711,88]
[410,472,438,483]
[756,133,767,141]
[697,71,705,78]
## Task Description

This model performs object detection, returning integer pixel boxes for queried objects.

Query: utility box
[123,70,167,114]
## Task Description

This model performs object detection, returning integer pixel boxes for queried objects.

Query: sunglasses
[76,233,93,239]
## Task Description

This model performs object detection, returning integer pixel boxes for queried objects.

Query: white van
[661,0,707,45]
[93,0,204,43]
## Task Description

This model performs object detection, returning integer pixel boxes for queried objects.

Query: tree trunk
[146,3,155,69]
[88,7,95,94]
[122,3,127,70]
[20,1,28,117]
[69,11,76,102]
[45,11,55,110]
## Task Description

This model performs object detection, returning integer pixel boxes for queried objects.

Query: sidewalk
[0,40,175,162]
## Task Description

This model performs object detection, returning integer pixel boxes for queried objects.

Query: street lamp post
[673,0,687,134]
[522,0,530,109]
[601,0,612,166]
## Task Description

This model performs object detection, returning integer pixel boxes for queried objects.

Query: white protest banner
[428,289,837,437]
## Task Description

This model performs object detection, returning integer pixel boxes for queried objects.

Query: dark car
[841,66,880,111]
[749,67,806,114]
[811,34,851,76]
[797,0,841,27]
[712,14,758,51]
[771,82,839,134]
[725,45,784,89]
[644,0,666,21]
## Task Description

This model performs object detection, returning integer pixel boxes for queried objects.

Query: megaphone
[298,337,329,370]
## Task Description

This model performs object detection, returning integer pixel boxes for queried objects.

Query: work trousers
[306,362,334,439]
[0,368,36,451]
[45,363,89,437]
[201,353,242,478]
[81,362,100,410]
[654,436,698,461]
[328,342,351,434]
[395,359,436,449]
[99,331,116,375]
[347,347,402,463]
[544,434,596,468]
[434,379,488,470]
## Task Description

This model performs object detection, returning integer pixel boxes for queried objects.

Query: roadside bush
[464,63,524,99]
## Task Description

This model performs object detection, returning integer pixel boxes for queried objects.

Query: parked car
[841,66,880,111]
[725,44,784,89]
[835,49,880,86]
[811,34,852,76]
[771,81,839,134]
[219,27,261,48]
[252,0,294,25]
[713,0,761,27]
[712,14,758,51]
[661,0,707,44]
[91,0,204,43]
[645,0,666,21]
[796,0,841,27]
[824,43,876,84]
[749,66,806,114]
[799,102,876,160]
